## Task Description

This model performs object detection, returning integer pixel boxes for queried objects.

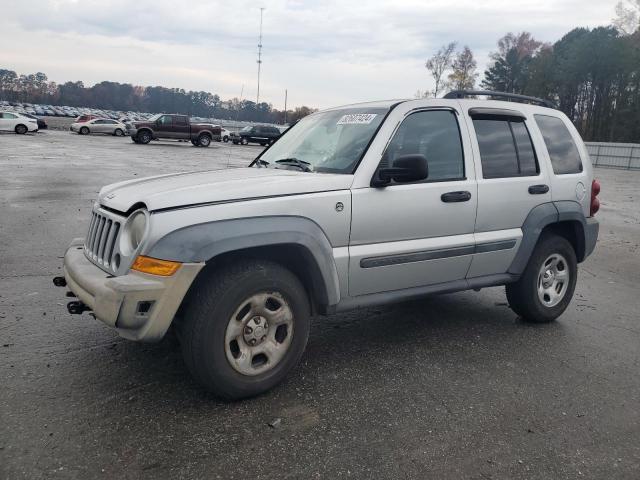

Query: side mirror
[372,154,429,187]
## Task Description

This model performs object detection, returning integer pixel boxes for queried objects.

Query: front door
[156,115,174,138]
[349,108,478,296]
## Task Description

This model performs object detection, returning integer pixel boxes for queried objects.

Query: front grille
[84,209,122,273]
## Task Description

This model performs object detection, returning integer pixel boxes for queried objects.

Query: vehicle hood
[98,167,353,213]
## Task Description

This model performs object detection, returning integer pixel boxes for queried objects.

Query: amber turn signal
[131,256,181,276]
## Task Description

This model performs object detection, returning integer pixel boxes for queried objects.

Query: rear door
[91,119,106,133]
[349,106,478,296]
[0,113,12,131]
[463,105,551,278]
[173,115,190,139]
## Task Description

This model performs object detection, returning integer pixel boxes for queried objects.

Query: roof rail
[443,90,556,109]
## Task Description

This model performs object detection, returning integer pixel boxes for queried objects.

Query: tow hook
[67,301,90,315]
[53,276,67,287]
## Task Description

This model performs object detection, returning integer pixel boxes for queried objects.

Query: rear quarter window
[534,115,583,174]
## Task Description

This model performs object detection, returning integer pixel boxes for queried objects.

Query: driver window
[158,115,172,126]
[382,110,464,182]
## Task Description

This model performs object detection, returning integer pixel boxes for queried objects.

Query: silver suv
[55,91,600,399]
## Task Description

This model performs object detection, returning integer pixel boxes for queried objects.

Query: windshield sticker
[337,113,378,125]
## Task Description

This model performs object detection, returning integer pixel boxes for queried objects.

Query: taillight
[590,179,600,216]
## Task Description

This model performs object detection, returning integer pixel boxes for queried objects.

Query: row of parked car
[68,113,287,147]
[0,100,152,122]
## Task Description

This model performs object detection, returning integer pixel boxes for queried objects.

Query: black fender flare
[147,216,341,307]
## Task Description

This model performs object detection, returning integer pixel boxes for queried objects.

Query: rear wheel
[79,126,89,135]
[179,260,310,400]
[223,136,229,143]
[15,124,28,134]
[191,139,199,147]
[506,233,577,323]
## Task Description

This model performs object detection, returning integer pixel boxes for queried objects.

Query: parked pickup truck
[56,90,599,400]
[129,114,221,147]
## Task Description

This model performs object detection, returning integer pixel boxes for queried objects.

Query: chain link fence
[585,142,640,170]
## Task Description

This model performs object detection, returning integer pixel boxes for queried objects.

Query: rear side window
[382,110,464,182]
[473,118,539,179]
[174,116,187,125]
[534,115,583,174]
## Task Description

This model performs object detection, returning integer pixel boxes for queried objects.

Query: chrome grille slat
[105,223,120,267]
[97,219,111,263]
[92,217,105,258]
[83,208,124,274]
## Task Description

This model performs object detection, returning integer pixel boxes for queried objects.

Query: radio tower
[256,7,265,105]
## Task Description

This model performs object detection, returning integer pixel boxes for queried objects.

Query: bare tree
[492,32,543,61]
[448,46,478,91]
[425,42,457,97]
[613,0,640,34]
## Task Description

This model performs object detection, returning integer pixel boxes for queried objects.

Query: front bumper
[62,238,204,342]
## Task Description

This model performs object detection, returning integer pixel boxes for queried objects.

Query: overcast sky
[1,0,617,109]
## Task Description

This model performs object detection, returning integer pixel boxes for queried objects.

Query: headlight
[120,209,148,255]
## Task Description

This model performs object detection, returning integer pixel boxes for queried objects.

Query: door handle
[441,191,472,203]
[528,184,549,195]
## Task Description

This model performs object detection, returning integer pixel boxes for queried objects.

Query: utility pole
[256,7,265,106]
[283,89,288,125]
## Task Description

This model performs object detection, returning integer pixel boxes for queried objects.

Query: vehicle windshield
[147,114,162,122]
[241,126,252,132]
[258,107,388,174]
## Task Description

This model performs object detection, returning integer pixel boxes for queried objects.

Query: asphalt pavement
[1,130,639,479]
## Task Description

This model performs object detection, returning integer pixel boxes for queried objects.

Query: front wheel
[15,124,28,134]
[198,134,211,147]
[137,130,152,144]
[79,126,89,135]
[114,128,124,136]
[223,136,229,143]
[240,137,248,145]
[506,233,577,323]
[179,260,310,400]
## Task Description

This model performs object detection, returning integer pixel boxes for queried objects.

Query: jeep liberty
[55,90,600,399]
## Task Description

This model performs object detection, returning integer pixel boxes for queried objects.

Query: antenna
[256,7,265,105]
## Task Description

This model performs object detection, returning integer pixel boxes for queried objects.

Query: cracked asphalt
[1,130,639,479]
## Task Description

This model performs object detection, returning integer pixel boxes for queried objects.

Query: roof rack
[443,90,556,109]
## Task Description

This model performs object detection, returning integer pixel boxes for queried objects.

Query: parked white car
[0,111,39,134]
[70,118,127,136]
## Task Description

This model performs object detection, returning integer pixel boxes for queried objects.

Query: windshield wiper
[251,159,269,168]
[274,158,313,172]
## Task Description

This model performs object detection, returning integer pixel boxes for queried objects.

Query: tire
[114,128,124,137]
[179,260,310,400]
[15,124,28,135]
[137,130,152,144]
[506,233,578,323]
[79,126,89,135]
[233,140,239,145]
[191,139,199,147]
[131,136,141,144]
[241,137,248,145]
[223,136,229,143]
[198,134,211,147]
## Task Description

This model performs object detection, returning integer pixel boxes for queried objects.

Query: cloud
[1,0,617,108]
